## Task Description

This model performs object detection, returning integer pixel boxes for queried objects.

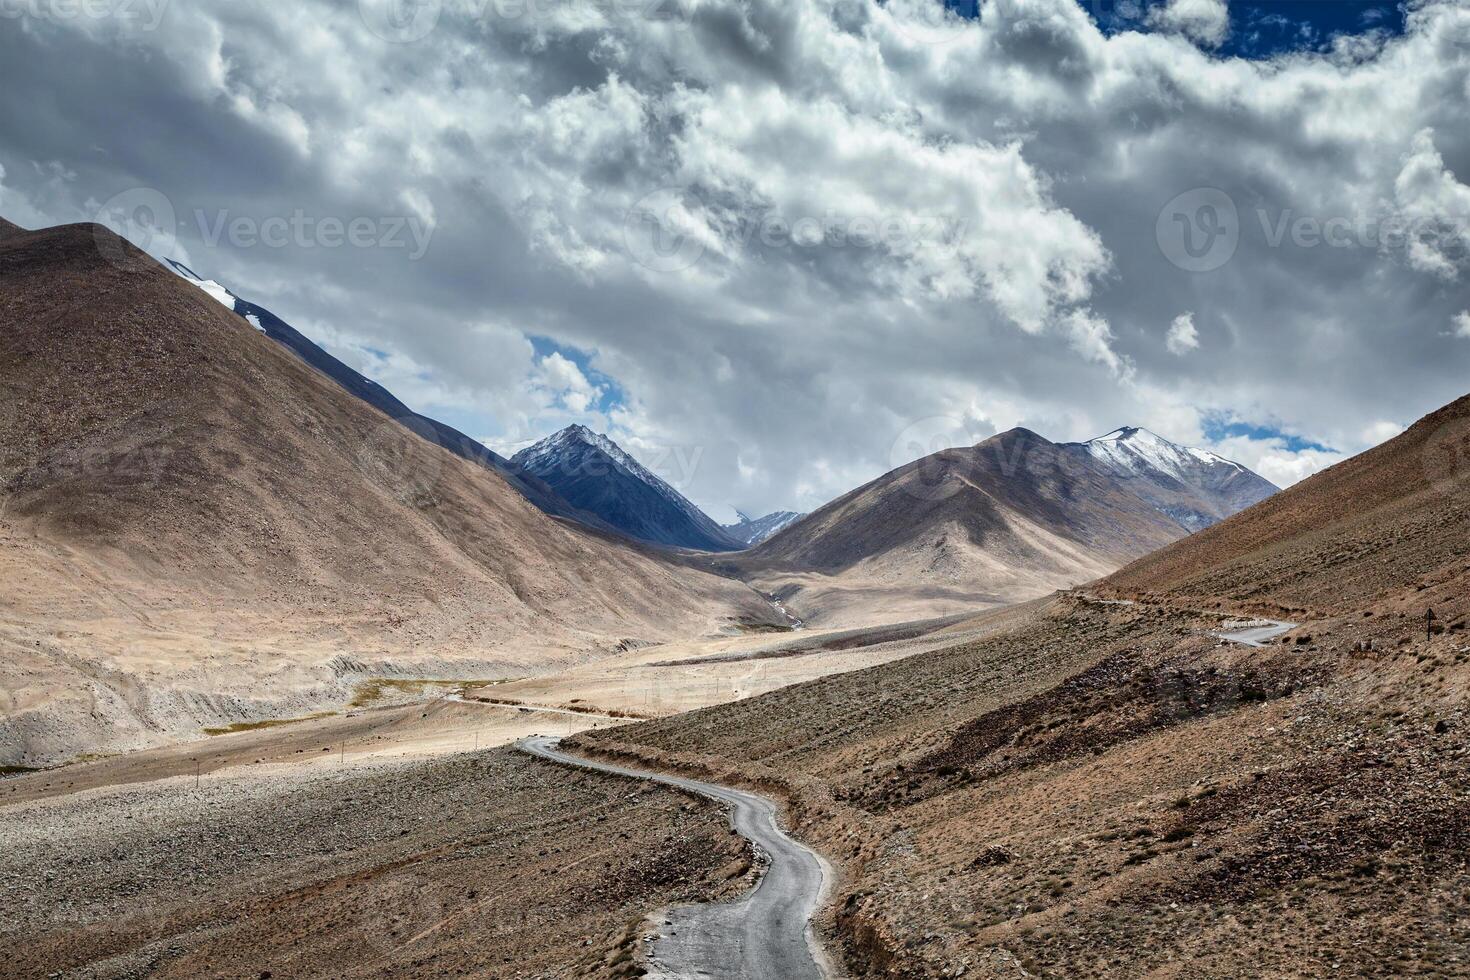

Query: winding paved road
[1215,620,1297,647]
[519,736,831,980]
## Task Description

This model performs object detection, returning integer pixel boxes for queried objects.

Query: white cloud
[1393,129,1470,280]
[1147,0,1231,47]
[1165,312,1200,355]
[3,0,1469,518]
[1360,420,1406,445]
[1451,311,1470,338]
[536,352,603,414]
[1061,309,1131,378]
[1205,435,1345,489]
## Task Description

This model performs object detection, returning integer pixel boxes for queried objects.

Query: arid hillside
[1101,393,1470,616]
[723,428,1191,626]
[0,222,778,766]
[577,391,1470,977]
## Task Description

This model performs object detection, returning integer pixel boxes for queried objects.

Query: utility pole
[194,759,200,790]
[1426,608,1437,643]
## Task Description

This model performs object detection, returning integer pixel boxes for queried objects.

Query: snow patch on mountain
[1083,427,1243,480]
[725,510,805,547]
[166,259,239,311]
[514,425,701,518]
[1063,426,1278,533]
[512,425,742,551]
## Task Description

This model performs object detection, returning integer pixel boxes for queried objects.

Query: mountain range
[157,258,1282,577]
[164,260,612,531]
[723,510,805,546]
[0,215,1284,759]
[1102,391,1470,614]
[719,426,1276,626]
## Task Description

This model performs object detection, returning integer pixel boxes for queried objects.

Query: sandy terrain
[2,694,625,807]
[466,601,1044,719]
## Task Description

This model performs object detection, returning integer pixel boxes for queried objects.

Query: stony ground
[577,595,1470,978]
[1,745,753,979]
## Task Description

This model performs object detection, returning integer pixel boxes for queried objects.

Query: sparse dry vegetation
[203,712,338,736]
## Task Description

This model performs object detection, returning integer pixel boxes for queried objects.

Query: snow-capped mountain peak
[1062,426,1278,533]
[1081,426,1243,480]
[724,509,805,547]
[511,426,742,552]
[516,425,680,501]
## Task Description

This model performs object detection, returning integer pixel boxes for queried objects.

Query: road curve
[1215,620,1297,647]
[519,736,832,980]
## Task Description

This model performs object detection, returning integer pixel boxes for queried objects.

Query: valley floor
[2,743,751,979]
[7,594,1468,978]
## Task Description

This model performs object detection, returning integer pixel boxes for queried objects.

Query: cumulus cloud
[1,0,1467,511]
[537,352,604,414]
[1165,312,1200,355]
[1208,436,1346,490]
[1450,311,1470,338]
[1147,0,1231,47]
[1394,129,1470,279]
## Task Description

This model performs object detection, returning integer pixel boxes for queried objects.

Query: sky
[2,0,1469,523]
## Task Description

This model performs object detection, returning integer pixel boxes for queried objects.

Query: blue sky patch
[1228,1,1404,57]
[1202,413,1336,453]
[530,335,627,415]
[1083,0,1405,57]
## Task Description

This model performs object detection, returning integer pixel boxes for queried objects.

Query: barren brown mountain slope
[574,393,1470,977]
[722,429,1191,626]
[0,223,777,766]
[1100,393,1470,616]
